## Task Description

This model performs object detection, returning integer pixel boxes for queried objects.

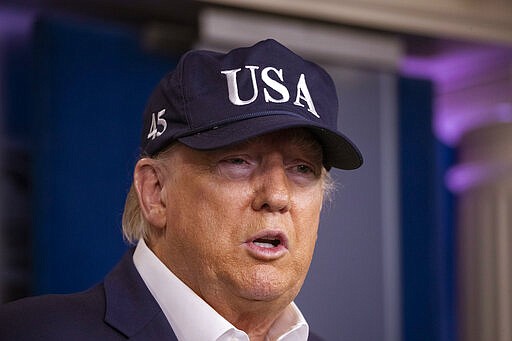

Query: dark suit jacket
[0,250,323,340]
[0,250,176,340]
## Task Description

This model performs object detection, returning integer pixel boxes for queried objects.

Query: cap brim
[177,111,363,170]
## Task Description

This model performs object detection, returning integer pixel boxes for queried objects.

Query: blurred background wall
[0,1,511,341]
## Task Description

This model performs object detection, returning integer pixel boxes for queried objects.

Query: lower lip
[243,242,288,260]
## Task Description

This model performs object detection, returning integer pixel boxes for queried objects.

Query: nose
[251,161,291,213]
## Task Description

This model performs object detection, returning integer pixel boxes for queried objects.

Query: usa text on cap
[140,39,363,170]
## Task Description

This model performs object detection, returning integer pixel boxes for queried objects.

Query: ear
[133,158,167,230]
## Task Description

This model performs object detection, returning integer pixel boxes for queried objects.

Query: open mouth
[244,230,288,260]
[253,237,282,248]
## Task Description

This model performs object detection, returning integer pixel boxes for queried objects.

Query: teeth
[254,242,274,248]
[253,237,281,248]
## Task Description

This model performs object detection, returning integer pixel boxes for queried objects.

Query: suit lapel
[103,249,178,340]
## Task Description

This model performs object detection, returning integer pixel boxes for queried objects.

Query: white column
[447,122,512,341]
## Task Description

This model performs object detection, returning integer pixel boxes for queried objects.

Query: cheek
[166,181,250,251]
[291,191,323,262]
[294,188,323,229]
[296,214,320,263]
[168,177,239,220]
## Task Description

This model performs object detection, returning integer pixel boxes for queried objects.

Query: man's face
[152,128,326,310]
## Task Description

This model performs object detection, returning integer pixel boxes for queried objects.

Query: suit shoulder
[0,284,108,339]
[1,283,105,317]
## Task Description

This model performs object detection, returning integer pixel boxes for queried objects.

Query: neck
[149,239,300,339]
[212,298,289,340]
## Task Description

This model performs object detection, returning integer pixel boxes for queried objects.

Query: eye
[225,158,247,165]
[286,159,322,186]
[217,156,255,180]
[295,164,314,174]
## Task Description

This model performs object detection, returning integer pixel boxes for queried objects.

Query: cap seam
[175,110,314,139]
[179,51,192,130]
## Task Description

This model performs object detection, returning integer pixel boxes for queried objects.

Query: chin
[237,265,301,302]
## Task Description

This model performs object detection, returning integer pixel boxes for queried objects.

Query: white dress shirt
[133,239,309,341]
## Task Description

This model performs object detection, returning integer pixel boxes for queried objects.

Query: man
[0,39,362,340]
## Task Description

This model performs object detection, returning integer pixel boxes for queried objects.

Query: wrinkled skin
[135,128,326,339]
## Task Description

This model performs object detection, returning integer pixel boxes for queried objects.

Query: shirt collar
[133,239,309,341]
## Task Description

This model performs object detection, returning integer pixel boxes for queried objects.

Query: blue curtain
[399,77,456,341]
[30,15,177,294]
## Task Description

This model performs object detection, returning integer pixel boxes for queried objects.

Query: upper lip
[246,230,289,249]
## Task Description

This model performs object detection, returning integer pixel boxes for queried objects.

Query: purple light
[401,43,512,147]
[446,162,512,193]
[0,7,35,34]
[435,102,512,146]
[445,163,486,193]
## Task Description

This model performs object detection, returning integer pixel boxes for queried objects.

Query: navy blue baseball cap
[140,39,363,170]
